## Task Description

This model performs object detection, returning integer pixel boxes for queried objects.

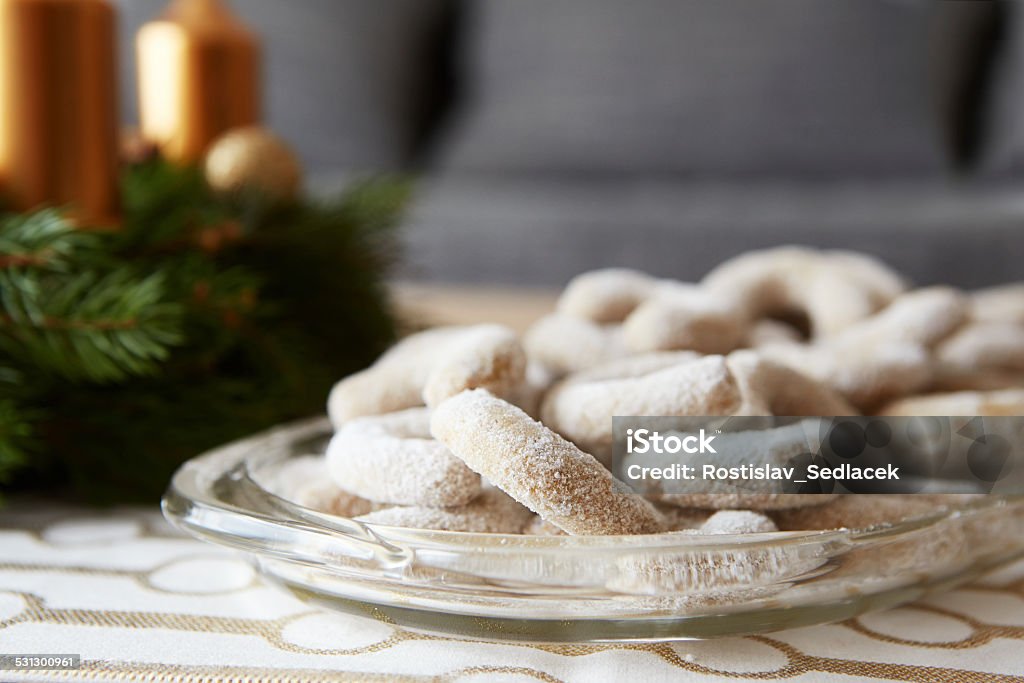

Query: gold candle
[137,0,260,164]
[0,0,120,225]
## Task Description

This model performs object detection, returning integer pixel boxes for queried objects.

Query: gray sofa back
[114,0,1009,178]
[439,0,992,178]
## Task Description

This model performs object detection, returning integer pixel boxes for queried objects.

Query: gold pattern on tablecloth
[2,507,1024,683]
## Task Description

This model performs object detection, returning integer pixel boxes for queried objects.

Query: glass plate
[162,417,1024,642]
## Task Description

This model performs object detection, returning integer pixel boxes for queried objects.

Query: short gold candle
[137,0,261,165]
[0,0,120,225]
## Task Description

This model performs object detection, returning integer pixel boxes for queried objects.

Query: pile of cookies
[286,247,1024,538]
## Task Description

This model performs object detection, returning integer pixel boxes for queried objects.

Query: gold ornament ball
[204,127,303,200]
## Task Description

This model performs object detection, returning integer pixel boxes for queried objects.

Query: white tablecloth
[1,503,1023,683]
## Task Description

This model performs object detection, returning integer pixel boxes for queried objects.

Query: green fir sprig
[0,160,407,503]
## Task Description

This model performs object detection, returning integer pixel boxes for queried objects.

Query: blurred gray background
[113,0,1024,288]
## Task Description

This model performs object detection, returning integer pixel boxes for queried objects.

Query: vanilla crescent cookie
[431,389,665,535]
[557,268,660,323]
[703,247,906,338]
[876,389,1024,417]
[970,283,1024,325]
[826,250,908,303]
[522,515,568,536]
[560,270,746,354]
[327,408,482,507]
[504,361,558,419]
[328,327,460,426]
[523,313,627,376]
[557,351,702,384]
[745,319,804,347]
[833,287,968,350]
[540,356,744,463]
[936,322,1024,374]
[262,455,380,518]
[759,341,931,412]
[700,510,778,535]
[771,494,939,531]
[422,324,527,408]
[770,495,968,580]
[726,350,857,417]
[622,284,746,355]
[752,288,967,411]
[765,342,933,411]
[931,366,1024,393]
[651,420,833,511]
[525,506,715,536]
[931,316,1024,392]
[328,324,526,426]
[354,487,533,533]
[608,509,822,596]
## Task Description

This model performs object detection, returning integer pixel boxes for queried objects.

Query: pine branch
[0,269,184,383]
[0,162,406,503]
[0,210,95,272]
[117,160,229,251]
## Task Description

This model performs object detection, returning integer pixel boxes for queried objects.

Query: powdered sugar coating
[261,455,379,518]
[423,324,527,407]
[431,390,665,535]
[355,487,533,533]
[657,505,712,531]
[557,268,659,323]
[774,495,968,581]
[760,340,931,411]
[652,420,833,511]
[826,250,908,304]
[328,327,461,426]
[703,247,905,339]
[559,351,702,385]
[771,495,937,531]
[835,287,968,350]
[327,408,481,507]
[726,350,856,417]
[877,389,1024,417]
[746,319,804,347]
[774,497,971,582]
[321,252,1017,543]
[700,510,778,535]
[931,366,1024,393]
[540,356,744,464]
[329,325,527,426]
[751,288,968,411]
[937,322,1024,374]
[527,506,712,536]
[971,283,1024,325]
[522,515,567,536]
[523,314,626,376]
[622,286,745,355]
[506,361,557,419]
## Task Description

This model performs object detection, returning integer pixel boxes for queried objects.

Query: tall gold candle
[0,0,120,225]
[137,0,260,164]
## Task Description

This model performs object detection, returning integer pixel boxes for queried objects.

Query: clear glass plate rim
[162,415,1020,553]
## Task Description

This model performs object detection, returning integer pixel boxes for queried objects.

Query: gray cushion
[979,1,1024,175]
[439,0,991,177]
[113,0,450,172]
[403,173,1024,287]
